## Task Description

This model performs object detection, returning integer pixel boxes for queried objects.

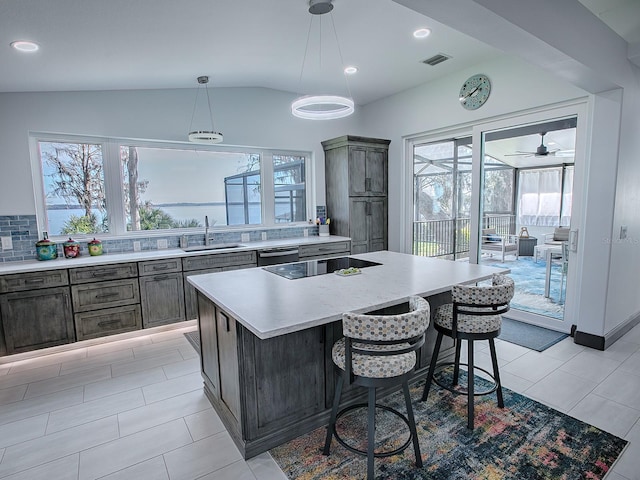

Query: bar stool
[323,296,430,480]
[421,274,514,429]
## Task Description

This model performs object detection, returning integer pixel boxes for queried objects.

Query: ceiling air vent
[422,54,451,66]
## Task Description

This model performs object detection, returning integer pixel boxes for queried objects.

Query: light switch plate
[133,241,141,252]
[157,239,168,249]
[261,232,267,241]
[1,236,12,250]
[303,229,309,237]
[621,225,628,239]
[241,233,250,242]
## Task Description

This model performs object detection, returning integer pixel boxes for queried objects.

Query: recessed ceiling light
[413,28,431,39]
[344,66,358,75]
[11,40,39,52]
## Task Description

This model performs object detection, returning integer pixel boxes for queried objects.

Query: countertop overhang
[188,250,509,340]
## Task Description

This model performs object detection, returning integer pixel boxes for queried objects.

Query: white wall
[359,55,587,252]
[0,87,358,215]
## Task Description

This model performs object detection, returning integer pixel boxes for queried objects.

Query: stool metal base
[432,362,499,397]
[331,403,414,459]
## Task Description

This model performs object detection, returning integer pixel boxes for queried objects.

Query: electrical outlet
[133,241,141,252]
[303,229,309,237]
[621,225,628,239]
[241,233,250,242]
[0,236,12,250]
[157,239,168,249]
[261,231,267,241]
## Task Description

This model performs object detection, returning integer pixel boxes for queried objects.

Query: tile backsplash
[0,215,320,263]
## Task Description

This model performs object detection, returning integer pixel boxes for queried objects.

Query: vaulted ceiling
[2,0,637,105]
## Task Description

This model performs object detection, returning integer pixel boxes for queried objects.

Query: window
[517,167,573,227]
[39,141,108,235]
[33,135,310,238]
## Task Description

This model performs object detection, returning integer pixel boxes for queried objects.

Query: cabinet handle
[152,265,169,271]
[92,271,115,278]
[220,312,230,332]
[365,177,371,192]
[366,202,371,216]
[95,292,120,299]
[152,275,169,281]
[24,278,45,284]
[98,319,122,328]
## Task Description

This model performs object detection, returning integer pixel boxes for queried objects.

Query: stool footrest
[331,403,414,458]
[432,362,499,396]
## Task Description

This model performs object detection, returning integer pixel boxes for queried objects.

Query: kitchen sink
[182,243,244,252]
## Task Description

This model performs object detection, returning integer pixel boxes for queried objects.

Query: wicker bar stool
[421,274,514,429]
[323,296,431,480]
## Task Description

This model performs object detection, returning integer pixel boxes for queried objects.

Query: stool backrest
[342,296,430,342]
[449,274,514,336]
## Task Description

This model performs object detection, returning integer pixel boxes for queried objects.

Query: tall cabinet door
[369,197,387,252]
[349,199,370,254]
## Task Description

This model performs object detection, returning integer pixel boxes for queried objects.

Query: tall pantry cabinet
[322,136,390,254]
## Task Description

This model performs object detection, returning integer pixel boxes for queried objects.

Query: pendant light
[188,75,223,144]
[291,0,355,120]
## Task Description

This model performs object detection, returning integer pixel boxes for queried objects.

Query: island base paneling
[197,290,454,459]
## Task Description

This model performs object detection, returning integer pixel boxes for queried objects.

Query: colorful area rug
[270,374,627,479]
[499,317,568,351]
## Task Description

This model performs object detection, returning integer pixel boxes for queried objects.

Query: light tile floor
[1,322,640,479]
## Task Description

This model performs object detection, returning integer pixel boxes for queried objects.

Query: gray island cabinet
[189,250,507,458]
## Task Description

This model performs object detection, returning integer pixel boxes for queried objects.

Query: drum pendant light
[291,0,355,120]
[188,76,223,144]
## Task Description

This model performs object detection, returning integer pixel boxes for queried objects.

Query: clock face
[459,74,491,110]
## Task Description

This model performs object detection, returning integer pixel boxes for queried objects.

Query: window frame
[29,133,313,240]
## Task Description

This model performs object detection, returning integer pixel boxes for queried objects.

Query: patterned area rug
[270,373,627,479]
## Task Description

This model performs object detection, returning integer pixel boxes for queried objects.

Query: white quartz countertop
[188,250,509,340]
[0,235,351,275]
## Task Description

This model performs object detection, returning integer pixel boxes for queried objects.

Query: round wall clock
[459,74,491,110]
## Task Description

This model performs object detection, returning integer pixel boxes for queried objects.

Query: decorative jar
[88,238,103,256]
[63,238,81,258]
[35,232,58,261]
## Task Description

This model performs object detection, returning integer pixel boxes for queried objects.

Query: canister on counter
[63,237,81,258]
[35,232,58,260]
[88,237,103,256]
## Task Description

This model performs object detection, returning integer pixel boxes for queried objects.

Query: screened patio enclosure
[412,137,516,260]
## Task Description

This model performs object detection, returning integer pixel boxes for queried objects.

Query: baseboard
[574,330,605,350]
[574,311,640,351]
[604,311,640,349]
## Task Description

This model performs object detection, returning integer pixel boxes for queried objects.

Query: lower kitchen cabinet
[139,273,186,328]
[74,304,142,341]
[0,286,74,354]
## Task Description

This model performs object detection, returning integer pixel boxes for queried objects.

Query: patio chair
[481,228,519,262]
[543,227,570,246]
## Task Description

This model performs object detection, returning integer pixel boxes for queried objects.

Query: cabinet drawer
[71,278,140,312]
[69,263,138,284]
[75,304,142,341]
[138,258,182,276]
[182,251,257,272]
[298,241,351,259]
[0,269,69,293]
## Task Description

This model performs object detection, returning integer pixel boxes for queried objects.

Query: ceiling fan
[505,132,560,157]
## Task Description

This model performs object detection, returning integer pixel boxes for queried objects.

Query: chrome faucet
[205,215,210,246]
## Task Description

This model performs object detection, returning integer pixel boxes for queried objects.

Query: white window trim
[29,132,313,240]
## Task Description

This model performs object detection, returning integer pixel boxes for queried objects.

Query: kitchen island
[188,251,507,458]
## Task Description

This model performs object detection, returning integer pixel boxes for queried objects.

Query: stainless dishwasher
[257,247,299,266]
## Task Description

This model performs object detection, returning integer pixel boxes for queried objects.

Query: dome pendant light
[291,0,355,120]
[188,76,223,144]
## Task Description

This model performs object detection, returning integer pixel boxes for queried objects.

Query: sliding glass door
[412,137,471,259]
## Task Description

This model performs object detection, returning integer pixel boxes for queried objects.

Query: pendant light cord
[188,77,216,133]
[297,16,315,94]
[329,12,353,100]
